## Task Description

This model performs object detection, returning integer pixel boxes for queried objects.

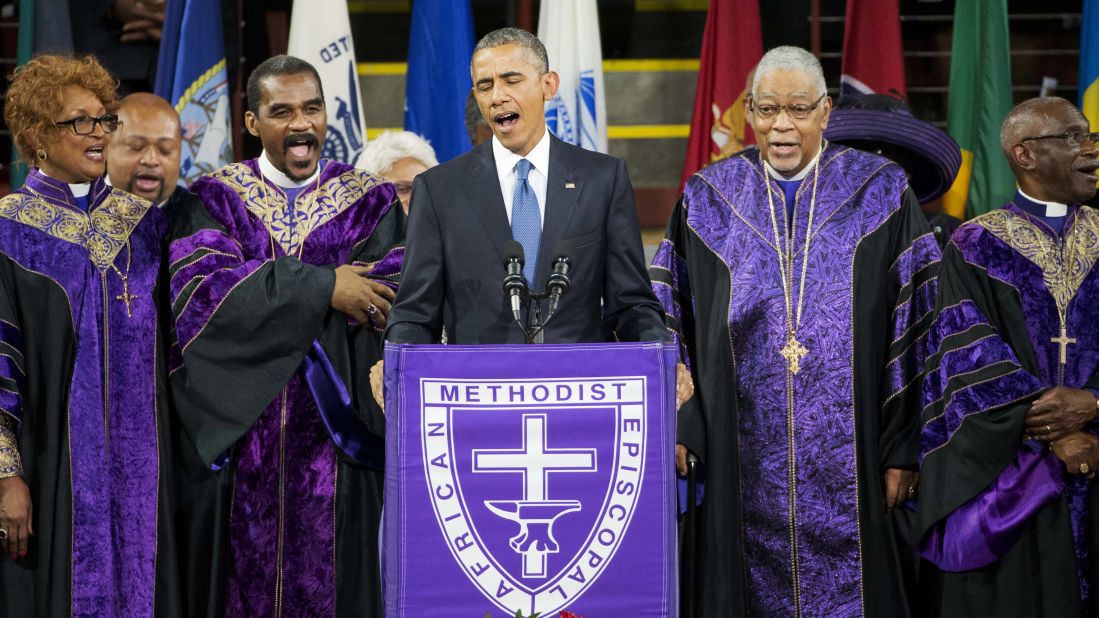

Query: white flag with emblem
[287,0,367,164]
[538,0,608,153]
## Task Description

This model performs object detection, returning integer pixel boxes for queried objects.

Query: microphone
[501,240,528,325]
[546,240,573,317]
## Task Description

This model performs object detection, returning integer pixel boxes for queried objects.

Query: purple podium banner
[384,342,679,617]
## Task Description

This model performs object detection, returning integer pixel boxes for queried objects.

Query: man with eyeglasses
[650,45,939,616]
[913,96,1099,617]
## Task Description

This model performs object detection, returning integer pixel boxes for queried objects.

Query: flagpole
[810,0,821,57]
[518,0,534,32]
[232,0,244,162]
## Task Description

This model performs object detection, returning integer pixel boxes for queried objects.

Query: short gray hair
[470,27,549,76]
[1000,96,1080,155]
[358,131,438,175]
[752,46,827,99]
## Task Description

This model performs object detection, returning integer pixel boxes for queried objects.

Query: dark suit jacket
[386,135,665,345]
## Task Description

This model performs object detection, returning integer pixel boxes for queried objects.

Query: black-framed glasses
[54,114,120,135]
[749,94,827,120]
[1019,131,1099,148]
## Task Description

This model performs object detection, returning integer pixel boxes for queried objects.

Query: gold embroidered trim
[0,413,21,478]
[0,190,151,271]
[974,208,1099,318]
[210,163,382,256]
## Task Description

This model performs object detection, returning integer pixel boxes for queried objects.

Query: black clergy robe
[0,170,180,617]
[916,202,1099,617]
[168,158,403,617]
[651,144,940,616]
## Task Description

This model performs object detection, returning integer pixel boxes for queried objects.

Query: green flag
[10,0,35,189]
[941,0,1015,220]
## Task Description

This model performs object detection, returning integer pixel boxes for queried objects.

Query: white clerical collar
[259,150,320,188]
[492,129,551,182]
[39,168,91,197]
[1017,187,1068,217]
[764,145,823,182]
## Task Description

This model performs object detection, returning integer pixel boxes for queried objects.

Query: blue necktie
[511,158,542,287]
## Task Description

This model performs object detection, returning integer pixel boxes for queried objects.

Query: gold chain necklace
[258,161,325,259]
[24,183,137,317]
[764,149,822,375]
[1033,209,1080,384]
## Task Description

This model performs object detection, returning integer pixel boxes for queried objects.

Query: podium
[383,342,679,617]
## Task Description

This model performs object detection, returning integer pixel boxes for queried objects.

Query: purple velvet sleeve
[649,229,693,369]
[168,228,265,352]
[0,318,24,424]
[917,442,1066,570]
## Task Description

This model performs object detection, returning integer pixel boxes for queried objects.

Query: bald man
[107,92,201,218]
[914,97,1099,616]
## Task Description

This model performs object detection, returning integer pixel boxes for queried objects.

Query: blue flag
[404,0,475,162]
[1082,0,1099,132]
[155,0,233,186]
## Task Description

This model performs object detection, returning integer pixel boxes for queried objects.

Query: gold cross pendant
[780,332,808,374]
[116,278,137,318]
[1051,327,1076,365]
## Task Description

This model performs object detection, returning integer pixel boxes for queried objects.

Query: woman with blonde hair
[0,53,179,617]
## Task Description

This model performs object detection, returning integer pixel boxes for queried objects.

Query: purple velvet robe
[917,203,1099,617]
[650,143,940,617]
[168,158,403,617]
[0,170,175,617]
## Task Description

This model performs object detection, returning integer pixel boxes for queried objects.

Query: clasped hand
[1025,386,1098,442]
[331,264,395,326]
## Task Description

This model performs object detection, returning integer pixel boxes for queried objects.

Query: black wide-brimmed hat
[824,93,962,204]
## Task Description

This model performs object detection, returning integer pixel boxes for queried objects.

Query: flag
[288,0,367,166]
[538,0,607,153]
[681,0,762,185]
[405,0,475,162]
[11,0,73,189]
[941,0,1014,220]
[1081,0,1099,132]
[840,0,906,97]
[155,0,233,186]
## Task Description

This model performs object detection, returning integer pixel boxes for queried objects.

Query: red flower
[559,612,585,618]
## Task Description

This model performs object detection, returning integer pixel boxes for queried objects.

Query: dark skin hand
[1051,431,1099,478]
[330,265,395,326]
[1026,386,1098,442]
[0,476,32,560]
[112,0,165,43]
[882,468,919,511]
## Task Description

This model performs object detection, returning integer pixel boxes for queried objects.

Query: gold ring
[1081,463,1091,475]
[907,486,916,497]
[1046,424,1052,434]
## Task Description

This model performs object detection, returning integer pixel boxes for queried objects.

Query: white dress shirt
[493,129,551,226]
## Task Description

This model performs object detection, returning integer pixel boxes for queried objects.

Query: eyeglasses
[54,114,121,136]
[749,94,827,120]
[1019,131,1099,148]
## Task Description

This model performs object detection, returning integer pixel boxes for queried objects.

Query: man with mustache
[915,97,1099,617]
[106,91,201,219]
[167,55,403,617]
[650,46,939,616]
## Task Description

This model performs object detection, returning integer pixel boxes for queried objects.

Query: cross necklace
[764,150,822,375]
[1041,217,1081,384]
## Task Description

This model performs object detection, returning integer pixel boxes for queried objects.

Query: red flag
[681,0,763,185]
[840,0,906,96]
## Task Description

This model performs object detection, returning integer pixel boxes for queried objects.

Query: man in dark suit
[384,27,668,347]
